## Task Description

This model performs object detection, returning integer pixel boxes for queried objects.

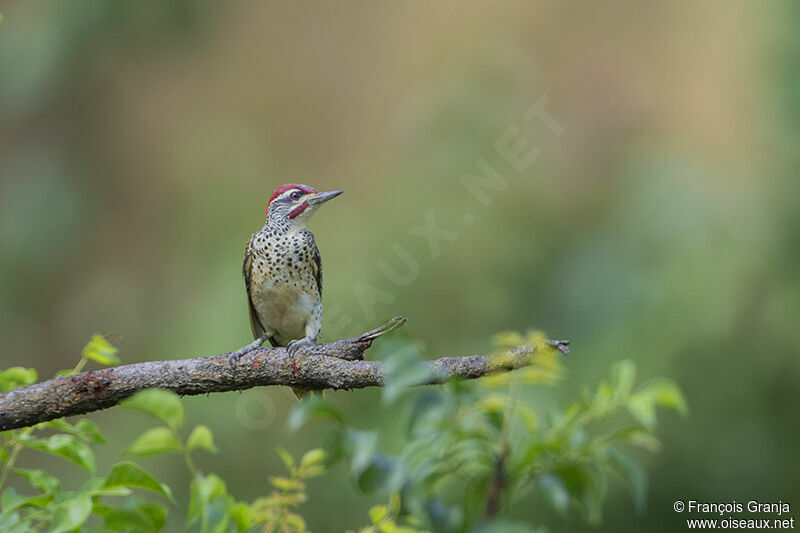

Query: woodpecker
[237,183,343,397]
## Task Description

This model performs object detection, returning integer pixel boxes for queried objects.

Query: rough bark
[0,317,568,432]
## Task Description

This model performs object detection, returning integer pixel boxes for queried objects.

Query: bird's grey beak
[307,190,343,205]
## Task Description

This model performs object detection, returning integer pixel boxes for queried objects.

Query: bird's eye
[290,191,302,200]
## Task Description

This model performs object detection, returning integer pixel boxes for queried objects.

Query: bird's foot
[286,337,314,357]
[228,334,271,365]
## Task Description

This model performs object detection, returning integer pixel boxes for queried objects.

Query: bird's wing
[311,244,323,298]
[243,235,266,339]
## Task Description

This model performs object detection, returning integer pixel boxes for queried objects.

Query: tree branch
[0,317,569,432]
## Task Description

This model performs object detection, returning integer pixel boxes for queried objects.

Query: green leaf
[626,394,656,430]
[137,502,167,532]
[381,344,433,404]
[187,425,218,454]
[44,419,106,444]
[557,463,606,524]
[187,473,229,530]
[270,476,302,491]
[94,501,167,532]
[51,493,92,533]
[538,474,570,515]
[345,429,379,477]
[605,425,661,452]
[192,472,227,501]
[276,447,296,474]
[95,487,132,497]
[357,455,404,493]
[123,428,182,457]
[607,448,647,512]
[0,487,55,519]
[13,469,60,494]
[287,397,343,431]
[300,448,326,470]
[122,389,185,431]
[284,512,307,532]
[0,367,37,392]
[1,487,26,512]
[228,501,252,532]
[477,394,508,414]
[491,331,526,349]
[75,419,106,443]
[0,514,22,533]
[369,504,388,524]
[103,461,174,502]
[628,379,687,430]
[611,360,636,399]
[23,435,95,473]
[638,379,688,415]
[82,334,121,366]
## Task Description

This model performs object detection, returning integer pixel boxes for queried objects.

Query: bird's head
[266,184,343,226]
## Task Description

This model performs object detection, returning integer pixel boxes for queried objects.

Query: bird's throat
[288,203,309,219]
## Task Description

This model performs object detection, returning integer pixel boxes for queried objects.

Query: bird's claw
[228,349,251,365]
[227,333,271,366]
[286,338,313,357]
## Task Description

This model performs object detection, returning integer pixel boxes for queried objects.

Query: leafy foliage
[81,335,122,367]
[350,493,428,533]
[0,367,38,393]
[0,336,332,532]
[122,389,186,432]
[0,336,173,532]
[289,331,687,531]
[1,331,686,531]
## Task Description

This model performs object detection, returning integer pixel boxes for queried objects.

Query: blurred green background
[1,1,799,531]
